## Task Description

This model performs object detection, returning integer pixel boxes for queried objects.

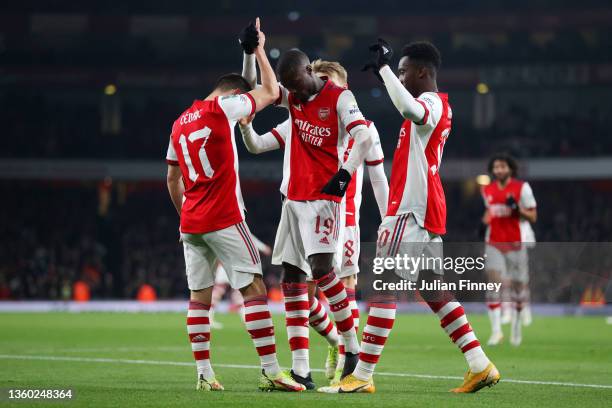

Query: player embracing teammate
[320,39,500,393]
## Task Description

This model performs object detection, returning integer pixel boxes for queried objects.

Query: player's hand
[506,195,518,211]
[362,38,393,82]
[255,17,266,51]
[239,20,259,54]
[321,168,352,197]
[239,114,255,126]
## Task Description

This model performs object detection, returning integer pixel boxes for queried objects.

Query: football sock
[282,283,310,377]
[353,302,396,381]
[316,271,359,354]
[308,295,339,346]
[428,300,490,373]
[187,301,214,379]
[243,296,281,376]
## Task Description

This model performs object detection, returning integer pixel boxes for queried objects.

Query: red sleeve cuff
[346,119,368,133]
[271,128,285,148]
[365,158,384,166]
[166,159,179,166]
[416,99,430,125]
[244,93,256,116]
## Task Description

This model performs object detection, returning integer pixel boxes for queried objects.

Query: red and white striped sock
[346,287,360,331]
[308,295,339,347]
[353,302,396,381]
[282,282,310,377]
[487,302,502,335]
[187,301,214,379]
[243,296,281,376]
[316,271,358,354]
[428,300,490,373]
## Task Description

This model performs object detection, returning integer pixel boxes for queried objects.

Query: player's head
[488,153,518,182]
[311,59,348,88]
[277,49,319,103]
[213,73,252,95]
[398,41,441,96]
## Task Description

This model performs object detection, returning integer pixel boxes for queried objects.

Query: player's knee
[240,276,267,297]
[308,253,334,280]
[281,263,306,284]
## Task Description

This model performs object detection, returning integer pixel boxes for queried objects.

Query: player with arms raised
[321,39,499,394]
[165,18,305,393]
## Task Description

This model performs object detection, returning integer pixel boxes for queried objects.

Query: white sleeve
[166,138,179,165]
[217,94,256,121]
[364,122,384,165]
[242,53,257,89]
[239,119,289,154]
[520,182,537,209]
[337,90,372,174]
[337,90,368,132]
[274,84,290,109]
[416,92,444,130]
[379,65,427,124]
[367,163,389,219]
[250,235,270,253]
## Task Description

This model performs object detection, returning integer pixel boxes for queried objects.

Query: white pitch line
[1,354,611,390]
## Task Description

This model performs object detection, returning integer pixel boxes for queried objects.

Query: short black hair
[276,48,310,82]
[401,41,442,71]
[214,73,252,93]
[488,153,519,177]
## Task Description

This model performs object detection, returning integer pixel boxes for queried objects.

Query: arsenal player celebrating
[237,57,389,386]
[482,154,537,347]
[321,39,499,394]
[252,49,377,388]
[165,19,304,393]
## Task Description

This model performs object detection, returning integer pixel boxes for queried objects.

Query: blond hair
[311,59,348,87]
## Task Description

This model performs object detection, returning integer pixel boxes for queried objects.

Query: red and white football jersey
[166,94,256,234]
[387,92,451,235]
[343,121,384,227]
[482,178,537,249]
[276,80,368,203]
[270,117,384,227]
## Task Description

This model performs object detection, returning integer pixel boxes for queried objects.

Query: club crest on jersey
[318,107,330,121]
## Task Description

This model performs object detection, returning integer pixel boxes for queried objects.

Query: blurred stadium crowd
[1,180,611,300]
[2,1,611,300]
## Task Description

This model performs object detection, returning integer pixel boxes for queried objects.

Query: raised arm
[379,65,427,124]
[246,18,279,112]
[242,53,257,89]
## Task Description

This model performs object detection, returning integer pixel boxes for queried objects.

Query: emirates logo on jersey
[318,107,330,121]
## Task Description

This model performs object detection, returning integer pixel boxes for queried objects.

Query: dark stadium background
[1,0,611,302]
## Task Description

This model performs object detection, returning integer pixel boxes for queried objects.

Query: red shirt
[166,94,255,233]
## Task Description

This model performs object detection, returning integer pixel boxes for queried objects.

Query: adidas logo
[319,236,330,244]
[339,181,346,189]
[192,334,209,342]
[345,259,353,266]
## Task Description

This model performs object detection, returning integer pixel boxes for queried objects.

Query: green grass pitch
[0,312,610,407]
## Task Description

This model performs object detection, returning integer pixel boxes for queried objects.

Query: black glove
[321,168,352,197]
[239,21,259,54]
[506,195,518,211]
[361,38,394,83]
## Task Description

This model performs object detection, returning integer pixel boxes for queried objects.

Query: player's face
[398,56,419,95]
[492,160,511,182]
[281,65,317,103]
